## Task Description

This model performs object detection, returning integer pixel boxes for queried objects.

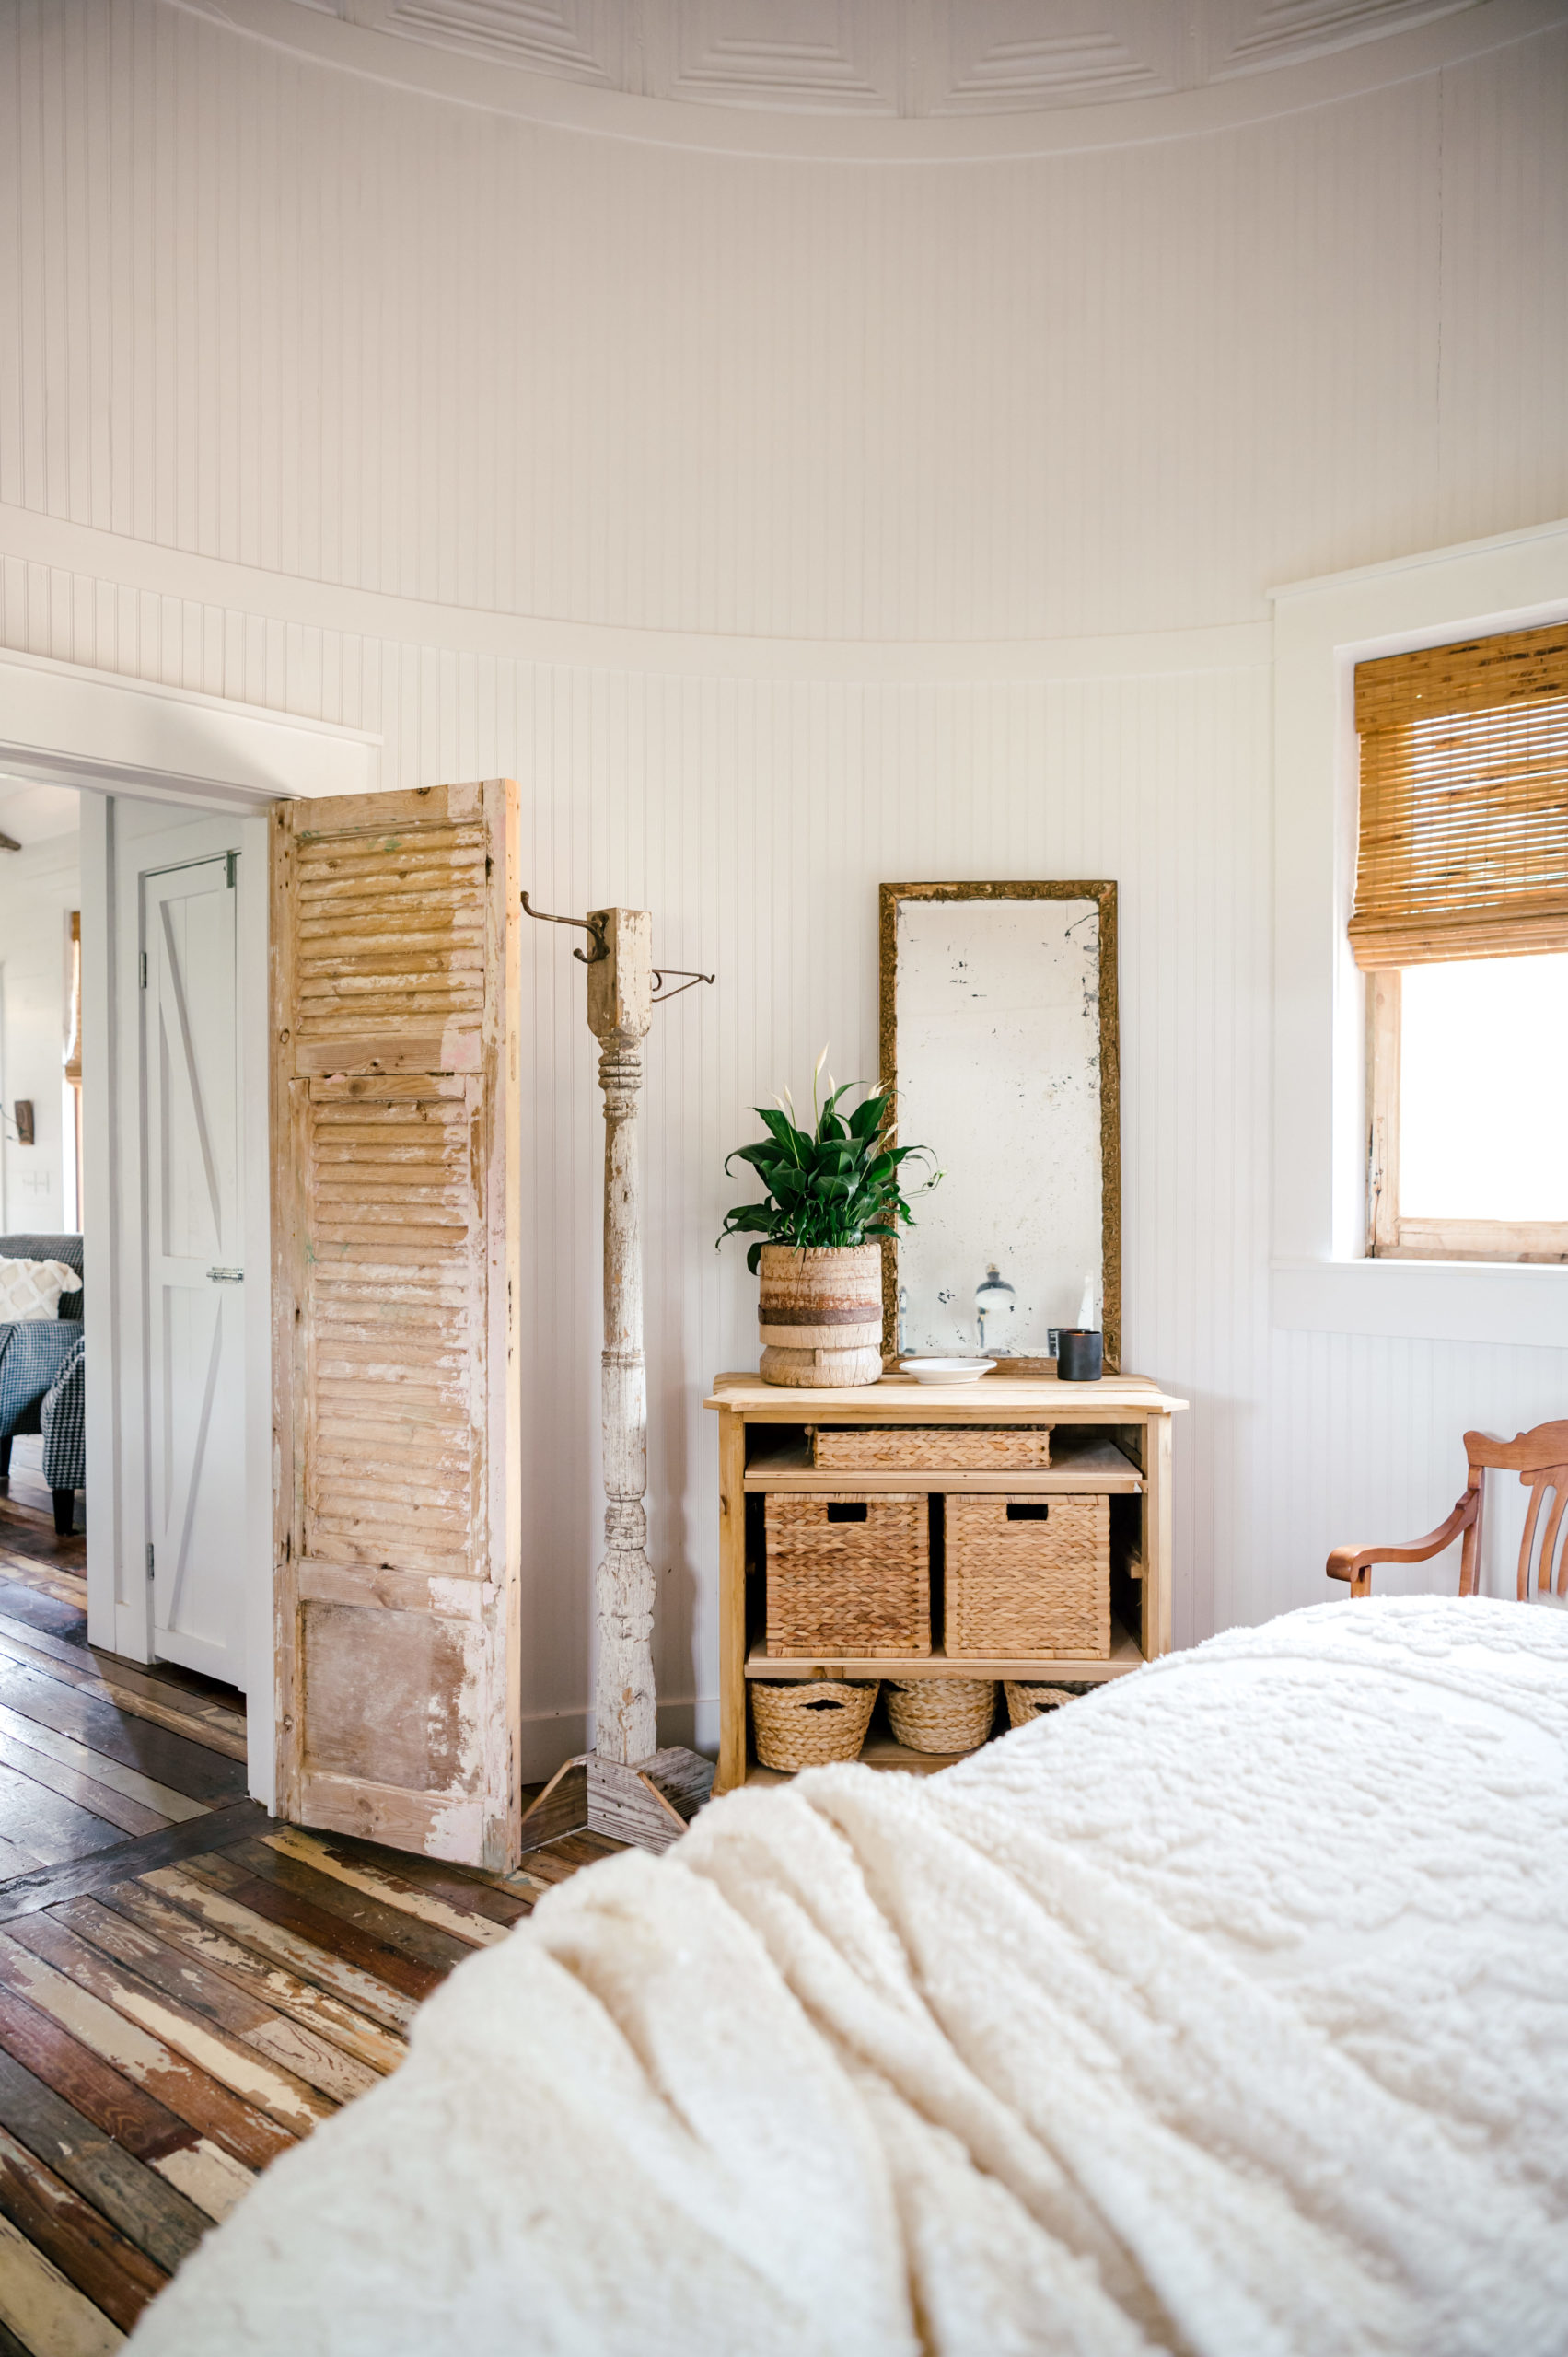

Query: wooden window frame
[1366,967,1568,1264]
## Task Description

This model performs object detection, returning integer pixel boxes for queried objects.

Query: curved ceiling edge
[171,0,1566,159]
[0,505,1269,684]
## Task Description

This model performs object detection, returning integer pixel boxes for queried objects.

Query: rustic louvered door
[271,782,522,1869]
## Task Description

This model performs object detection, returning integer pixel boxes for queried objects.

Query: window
[1354,623,1568,1264]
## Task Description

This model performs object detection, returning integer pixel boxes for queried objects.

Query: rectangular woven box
[763,1492,930,1656]
[945,1492,1110,1658]
[809,1425,1051,1472]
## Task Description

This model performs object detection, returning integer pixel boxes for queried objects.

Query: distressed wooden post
[518,905,715,1854]
[586,908,656,1765]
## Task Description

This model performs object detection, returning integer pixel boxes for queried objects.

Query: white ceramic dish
[897,1358,997,1386]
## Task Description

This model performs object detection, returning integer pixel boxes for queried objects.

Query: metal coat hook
[522,891,714,1007]
[520,891,608,964]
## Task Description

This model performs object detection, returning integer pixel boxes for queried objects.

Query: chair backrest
[1464,1421,1568,1601]
[0,1234,84,1323]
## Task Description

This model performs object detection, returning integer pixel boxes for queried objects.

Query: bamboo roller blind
[1350,623,1568,969]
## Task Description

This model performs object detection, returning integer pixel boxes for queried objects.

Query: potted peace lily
[719,1052,938,1387]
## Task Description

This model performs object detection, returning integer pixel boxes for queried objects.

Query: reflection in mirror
[879,883,1120,1370]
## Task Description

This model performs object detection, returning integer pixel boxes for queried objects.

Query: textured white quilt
[132,1597,1568,2356]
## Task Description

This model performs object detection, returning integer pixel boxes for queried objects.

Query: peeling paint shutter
[272,783,521,1869]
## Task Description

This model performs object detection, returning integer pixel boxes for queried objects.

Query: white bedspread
[131,1598,1568,2356]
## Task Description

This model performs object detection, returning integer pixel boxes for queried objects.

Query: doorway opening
[0,785,268,1805]
[0,777,86,1544]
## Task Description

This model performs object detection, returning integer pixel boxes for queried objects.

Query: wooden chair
[1327,1421,1568,1601]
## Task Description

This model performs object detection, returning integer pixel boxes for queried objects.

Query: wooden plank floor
[0,1442,621,2351]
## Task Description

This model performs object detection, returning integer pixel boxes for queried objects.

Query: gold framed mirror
[878,880,1121,1372]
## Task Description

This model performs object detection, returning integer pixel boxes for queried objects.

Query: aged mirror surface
[879,882,1121,1371]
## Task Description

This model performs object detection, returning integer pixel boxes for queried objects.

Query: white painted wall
[0,828,81,1237]
[3,1,1566,1773]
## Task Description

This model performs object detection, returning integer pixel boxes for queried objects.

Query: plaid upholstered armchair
[40,1338,86,1535]
[0,1232,85,1534]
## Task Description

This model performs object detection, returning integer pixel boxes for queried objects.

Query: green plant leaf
[726,1140,787,1176]
[717,1203,778,1237]
[755,1107,807,1157]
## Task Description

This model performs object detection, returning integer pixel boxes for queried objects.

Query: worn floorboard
[0,1730,168,1840]
[0,1469,617,2349]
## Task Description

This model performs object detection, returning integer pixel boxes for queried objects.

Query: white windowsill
[1272,1258,1568,1348]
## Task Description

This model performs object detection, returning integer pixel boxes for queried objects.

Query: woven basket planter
[1005,1680,1083,1729]
[751,1679,878,1771]
[886,1677,997,1754]
[757,1244,882,1388]
[764,1492,930,1656]
[946,1492,1111,1659]
[810,1425,1051,1472]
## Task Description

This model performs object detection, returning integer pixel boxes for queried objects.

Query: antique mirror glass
[879,882,1121,1370]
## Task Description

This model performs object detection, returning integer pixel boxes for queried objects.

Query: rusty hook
[520,891,609,964]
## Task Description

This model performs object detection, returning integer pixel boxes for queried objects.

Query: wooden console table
[706,1368,1187,1793]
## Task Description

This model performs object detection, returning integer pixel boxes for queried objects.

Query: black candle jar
[1056,1329,1103,1383]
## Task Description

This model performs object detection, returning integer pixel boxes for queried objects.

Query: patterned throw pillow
[0,1258,80,1322]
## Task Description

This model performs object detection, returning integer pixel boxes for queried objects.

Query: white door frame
[1,647,381,1810]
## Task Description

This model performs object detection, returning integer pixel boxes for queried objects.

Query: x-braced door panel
[145,855,248,1687]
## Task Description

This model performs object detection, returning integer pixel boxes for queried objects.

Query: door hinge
[145,1541,155,1583]
[139,951,147,989]
[226,851,238,888]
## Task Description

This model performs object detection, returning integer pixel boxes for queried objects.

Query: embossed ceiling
[290,0,1485,114]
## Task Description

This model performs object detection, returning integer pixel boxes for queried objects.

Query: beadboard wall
[3,1,1566,1769]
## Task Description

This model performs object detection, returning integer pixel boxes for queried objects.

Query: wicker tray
[1005,1680,1084,1728]
[810,1425,1051,1472]
[886,1678,997,1754]
[946,1492,1110,1659]
[764,1492,930,1656]
[751,1679,878,1771]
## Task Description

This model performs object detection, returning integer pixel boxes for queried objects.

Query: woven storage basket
[751,1679,878,1771]
[946,1492,1110,1659]
[764,1492,930,1656]
[1005,1680,1082,1728]
[810,1426,1051,1472]
[886,1678,997,1754]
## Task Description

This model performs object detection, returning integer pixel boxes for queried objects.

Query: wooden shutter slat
[1350,624,1568,970]
[273,781,522,1870]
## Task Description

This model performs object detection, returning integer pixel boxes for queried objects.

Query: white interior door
[144,854,248,1688]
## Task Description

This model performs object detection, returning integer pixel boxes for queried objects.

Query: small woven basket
[1005,1680,1082,1729]
[751,1679,878,1771]
[886,1677,998,1754]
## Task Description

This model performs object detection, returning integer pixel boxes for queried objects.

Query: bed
[130,1596,1568,2355]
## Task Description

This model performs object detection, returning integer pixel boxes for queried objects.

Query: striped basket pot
[757,1243,883,1388]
